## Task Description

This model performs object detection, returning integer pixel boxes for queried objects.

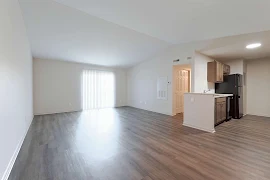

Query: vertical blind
[82,70,115,110]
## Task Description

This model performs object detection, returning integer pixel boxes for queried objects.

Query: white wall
[224,59,244,74]
[246,58,270,117]
[0,0,33,179]
[127,45,194,115]
[127,41,215,115]
[33,59,127,115]
[193,52,215,93]
[184,93,215,133]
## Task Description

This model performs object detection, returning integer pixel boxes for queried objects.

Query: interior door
[174,69,189,114]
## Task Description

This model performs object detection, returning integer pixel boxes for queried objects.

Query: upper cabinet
[207,61,229,83]
[223,64,230,75]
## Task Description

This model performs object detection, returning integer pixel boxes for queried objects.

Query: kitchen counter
[185,92,233,98]
[214,94,233,98]
[183,93,233,133]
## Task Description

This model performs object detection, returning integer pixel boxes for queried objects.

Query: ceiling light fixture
[246,43,261,49]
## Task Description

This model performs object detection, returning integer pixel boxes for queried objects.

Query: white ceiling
[49,0,270,44]
[19,0,270,67]
[19,0,170,67]
[200,31,270,61]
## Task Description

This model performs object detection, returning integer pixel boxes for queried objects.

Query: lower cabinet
[215,97,227,125]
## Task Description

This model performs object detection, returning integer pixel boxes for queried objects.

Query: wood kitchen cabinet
[207,61,224,83]
[223,64,230,75]
[215,97,227,125]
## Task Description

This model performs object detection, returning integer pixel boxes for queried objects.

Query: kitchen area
[183,59,244,133]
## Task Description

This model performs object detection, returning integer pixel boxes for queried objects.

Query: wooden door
[223,64,230,75]
[221,101,227,121]
[216,62,224,82]
[216,62,220,82]
[174,69,189,114]
[208,61,225,83]
[220,63,224,81]
[215,98,227,124]
[215,101,221,124]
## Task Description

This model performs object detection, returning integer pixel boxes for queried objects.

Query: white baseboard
[34,109,82,116]
[245,113,270,118]
[34,106,130,116]
[183,122,215,133]
[1,117,33,180]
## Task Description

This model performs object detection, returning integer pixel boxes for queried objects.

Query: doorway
[172,65,191,116]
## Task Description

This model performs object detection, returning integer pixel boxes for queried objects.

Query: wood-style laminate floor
[8,107,270,180]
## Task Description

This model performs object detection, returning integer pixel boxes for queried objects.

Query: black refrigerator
[215,74,243,119]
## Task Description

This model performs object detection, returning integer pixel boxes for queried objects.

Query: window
[82,70,115,110]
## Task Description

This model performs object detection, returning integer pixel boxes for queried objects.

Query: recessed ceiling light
[246,43,261,49]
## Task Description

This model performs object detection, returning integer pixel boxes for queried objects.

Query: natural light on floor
[82,70,115,110]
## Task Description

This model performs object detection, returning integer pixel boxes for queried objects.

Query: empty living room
[1,0,270,180]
